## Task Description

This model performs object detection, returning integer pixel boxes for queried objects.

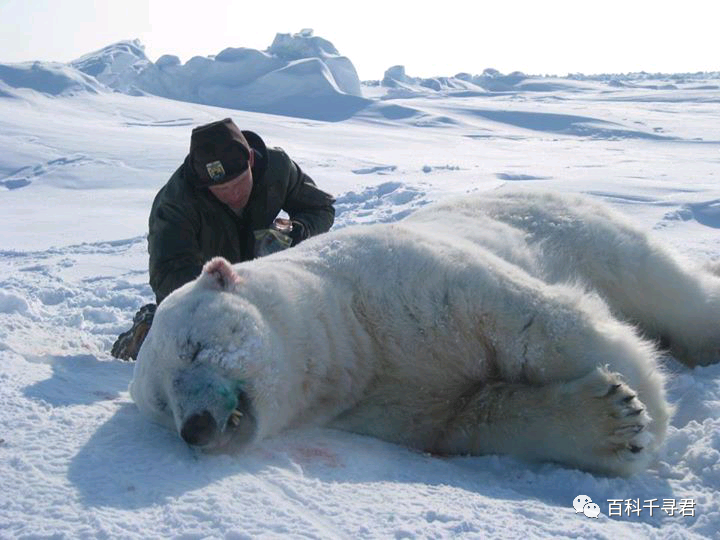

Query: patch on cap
[205,161,226,183]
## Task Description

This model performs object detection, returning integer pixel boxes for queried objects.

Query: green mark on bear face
[185,377,246,412]
[219,380,247,411]
[217,385,235,411]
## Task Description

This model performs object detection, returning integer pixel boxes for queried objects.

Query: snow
[1,33,720,539]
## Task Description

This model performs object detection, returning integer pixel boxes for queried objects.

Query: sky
[0,0,718,81]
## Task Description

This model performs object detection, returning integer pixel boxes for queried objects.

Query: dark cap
[189,118,250,187]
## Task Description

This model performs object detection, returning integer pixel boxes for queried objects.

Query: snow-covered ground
[1,49,720,538]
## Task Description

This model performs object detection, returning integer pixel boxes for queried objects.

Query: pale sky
[0,0,717,80]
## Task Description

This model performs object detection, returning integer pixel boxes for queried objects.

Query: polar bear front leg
[436,367,655,476]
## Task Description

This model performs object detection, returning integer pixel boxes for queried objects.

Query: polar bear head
[129,257,283,451]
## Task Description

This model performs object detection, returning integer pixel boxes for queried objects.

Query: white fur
[130,189,720,476]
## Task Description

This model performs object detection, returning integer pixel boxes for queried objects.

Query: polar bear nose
[180,410,217,446]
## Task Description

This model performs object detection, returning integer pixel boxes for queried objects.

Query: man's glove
[254,218,296,257]
[254,228,292,257]
[111,303,156,361]
[288,220,306,245]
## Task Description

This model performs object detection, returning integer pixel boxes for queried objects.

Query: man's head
[189,118,255,210]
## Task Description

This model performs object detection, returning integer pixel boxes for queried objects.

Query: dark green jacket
[148,131,335,303]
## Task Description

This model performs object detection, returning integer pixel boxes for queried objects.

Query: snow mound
[209,57,368,121]
[663,200,720,228]
[268,28,338,58]
[470,68,529,91]
[268,29,361,97]
[381,65,487,96]
[0,290,29,314]
[0,61,106,96]
[380,66,531,96]
[70,39,151,92]
[376,67,612,97]
[70,30,368,121]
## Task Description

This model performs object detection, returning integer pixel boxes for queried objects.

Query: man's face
[209,168,253,210]
[208,146,254,210]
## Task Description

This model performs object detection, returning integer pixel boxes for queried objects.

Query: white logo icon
[573,495,601,518]
[583,503,601,518]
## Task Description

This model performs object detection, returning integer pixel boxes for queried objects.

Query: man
[111,118,335,360]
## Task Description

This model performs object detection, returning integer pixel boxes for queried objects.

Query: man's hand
[254,218,295,257]
[254,228,292,257]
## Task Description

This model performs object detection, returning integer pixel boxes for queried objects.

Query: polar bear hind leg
[482,191,720,367]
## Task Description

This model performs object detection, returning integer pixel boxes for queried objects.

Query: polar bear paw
[561,367,654,474]
[598,372,652,456]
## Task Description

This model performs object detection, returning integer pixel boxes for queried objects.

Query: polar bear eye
[181,339,202,363]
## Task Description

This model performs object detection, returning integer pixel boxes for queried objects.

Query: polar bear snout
[167,364,259,450]
[176,387,258,450]
[181,410,217,446]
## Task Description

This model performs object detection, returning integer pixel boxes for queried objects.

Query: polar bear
[130,190,720,476]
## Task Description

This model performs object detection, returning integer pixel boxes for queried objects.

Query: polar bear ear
[199,257,243,291]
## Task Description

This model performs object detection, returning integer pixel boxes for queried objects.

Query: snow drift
[0,31,369,121]
[0,61,106,96]
[68,30,369,121]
